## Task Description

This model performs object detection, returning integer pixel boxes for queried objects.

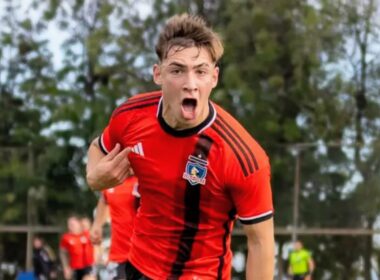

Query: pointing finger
[104,143,121,160]
[112,147,132,164]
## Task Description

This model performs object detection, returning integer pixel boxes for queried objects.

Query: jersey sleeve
[59,235,68,250]
[227,159,273,225]
[98,110,131,155]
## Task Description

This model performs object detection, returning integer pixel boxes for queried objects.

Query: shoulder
[209,102,269,177]
[111,91,162,118]
[303,249,312,257]
[60,233,70,245]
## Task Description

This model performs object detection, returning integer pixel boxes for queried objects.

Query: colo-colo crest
[183,155,208,186]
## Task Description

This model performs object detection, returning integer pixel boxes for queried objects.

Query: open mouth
[181,98,197,120]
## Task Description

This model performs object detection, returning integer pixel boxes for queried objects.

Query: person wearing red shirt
[86,13,274,279]
[59,216,94,280]
[90,176,139,280]
[80,217,96,277]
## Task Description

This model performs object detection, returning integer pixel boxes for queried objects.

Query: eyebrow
[167,62,211,68]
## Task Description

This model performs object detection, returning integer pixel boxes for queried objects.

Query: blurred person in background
[287,240,315,280]
[80,217,97,279]
[90,176,139,280]
[59,215,94,280]
[32,235,57,280]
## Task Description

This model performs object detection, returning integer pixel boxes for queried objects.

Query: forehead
[163,46,214,66]
[68,217,79,223]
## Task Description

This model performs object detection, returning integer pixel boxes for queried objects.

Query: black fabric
[125,262,150,280]
[113,262,127,280]
[292,273,309,280]
[33,248,56,279]
[73,266,92,280]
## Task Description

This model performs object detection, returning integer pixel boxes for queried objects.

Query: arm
[308,256,315,274]
[86,137,132,190]
[243,218,275,280]
[59,248,71,280]
[287,262,293,276]
[90,197,109,245]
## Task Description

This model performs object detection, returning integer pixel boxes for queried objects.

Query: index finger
[112,147,132,164]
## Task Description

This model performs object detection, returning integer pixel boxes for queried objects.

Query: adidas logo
[131,142,144,156]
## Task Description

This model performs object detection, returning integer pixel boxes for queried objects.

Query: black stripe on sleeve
[214,118,254,174]
[218,116,259,170]
[125,92,161,105]
[115,94,161,112]
[239,212,273,225]
[211,124,249,177]
[112,101,160,118]
[170,134,213,277]
[98,136,108,155]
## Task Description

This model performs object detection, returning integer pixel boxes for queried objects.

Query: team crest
[183,155,208,186]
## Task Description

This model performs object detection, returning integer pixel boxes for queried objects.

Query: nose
[183,72,198,93]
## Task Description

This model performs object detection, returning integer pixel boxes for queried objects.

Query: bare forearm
[86,138,106,190]
[93,198,109,228]
[244,218,275,280]
[59,249,69,269]
[246,240,274,279]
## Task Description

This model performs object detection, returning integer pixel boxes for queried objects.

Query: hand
[63,267,72,280]
[87,143,132,190]
[90,225,103,245]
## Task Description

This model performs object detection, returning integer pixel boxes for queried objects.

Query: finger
[117,167,133,183]
[129,167,135,176]
[112,147,132,164]
[104,143,121,160]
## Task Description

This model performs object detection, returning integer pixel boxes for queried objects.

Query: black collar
[157,98,216,137]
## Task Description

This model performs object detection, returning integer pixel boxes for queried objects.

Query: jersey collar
[156,97,216,137]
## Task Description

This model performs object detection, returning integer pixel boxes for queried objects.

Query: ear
[153,64,162,85]
[211,66,219,89]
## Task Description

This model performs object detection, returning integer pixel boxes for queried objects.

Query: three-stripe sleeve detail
[112,94,161,117]
[212,117,259,177]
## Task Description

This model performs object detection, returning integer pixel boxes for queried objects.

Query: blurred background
[0,0,380,279]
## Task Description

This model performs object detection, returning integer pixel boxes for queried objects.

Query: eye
[196,69,207,75]
[171,68,183,74]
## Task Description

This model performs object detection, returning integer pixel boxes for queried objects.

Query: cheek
[162,76,183,89]
[200,78,215,92]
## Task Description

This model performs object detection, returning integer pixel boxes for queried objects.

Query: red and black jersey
[100,91,273,279]
[102,176,139,263]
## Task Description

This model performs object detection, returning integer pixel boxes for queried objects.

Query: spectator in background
[90,176,139,280]
[288,240,315,280]
[32,236,57,280]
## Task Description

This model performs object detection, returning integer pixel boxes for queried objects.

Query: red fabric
[81,230,94,266]
[99,91,273,279]
[60,233,91,269]
[102,176,138,262]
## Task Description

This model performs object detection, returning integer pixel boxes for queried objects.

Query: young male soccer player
[90,176,139,280]
[86,13,274,279]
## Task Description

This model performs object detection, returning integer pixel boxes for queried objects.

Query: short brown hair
[155,13,224,63]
